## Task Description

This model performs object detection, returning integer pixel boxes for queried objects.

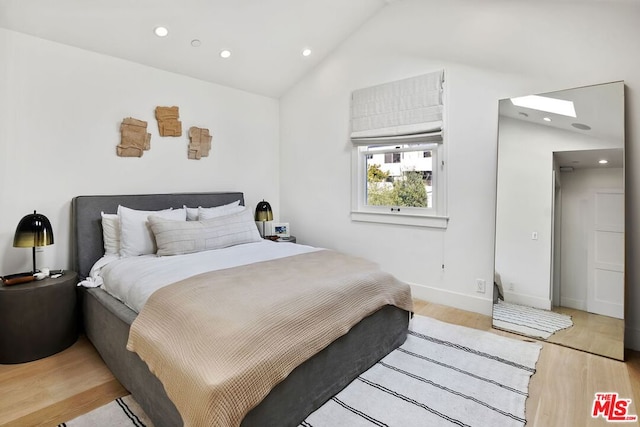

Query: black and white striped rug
[492,300,573,339]
[60,316,541,427]
[301,315,541,427]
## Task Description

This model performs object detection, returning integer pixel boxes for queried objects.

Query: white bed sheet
[94,241,319,313]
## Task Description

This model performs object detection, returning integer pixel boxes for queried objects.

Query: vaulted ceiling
[0,0,389,97]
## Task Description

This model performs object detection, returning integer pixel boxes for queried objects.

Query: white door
[587,189,624,319]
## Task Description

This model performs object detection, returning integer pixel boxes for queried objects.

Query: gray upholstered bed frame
[71,192,409,427]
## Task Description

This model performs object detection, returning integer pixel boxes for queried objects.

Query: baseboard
[409,283,493,316]
[503,291,550,310]
[560,297,586,311]
[625,325,640,352]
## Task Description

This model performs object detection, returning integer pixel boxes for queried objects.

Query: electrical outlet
[476,279,486,293]
[509,282,515,291]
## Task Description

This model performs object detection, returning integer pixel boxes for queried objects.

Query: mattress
[92,240,319,312]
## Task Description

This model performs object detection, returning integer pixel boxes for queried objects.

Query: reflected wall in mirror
[493,81,625,360]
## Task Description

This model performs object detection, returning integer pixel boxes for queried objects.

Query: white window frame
[351,134,448,228]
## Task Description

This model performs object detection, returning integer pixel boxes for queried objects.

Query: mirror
[493,82,625,360]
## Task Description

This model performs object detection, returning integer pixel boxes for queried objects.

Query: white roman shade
[350,70,444,145]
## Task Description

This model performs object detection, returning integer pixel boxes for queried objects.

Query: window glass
[365,145,433,209]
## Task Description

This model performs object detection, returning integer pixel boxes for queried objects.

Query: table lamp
[13,210,54,274]
[254,200,273,238]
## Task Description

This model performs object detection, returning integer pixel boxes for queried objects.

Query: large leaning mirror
[493,81,625,360]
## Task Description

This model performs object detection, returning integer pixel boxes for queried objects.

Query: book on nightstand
[1,272,35,286]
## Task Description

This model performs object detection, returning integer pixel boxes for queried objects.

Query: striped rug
[492,300,573,339]
[301,315,541,427]
[60,316,541,427]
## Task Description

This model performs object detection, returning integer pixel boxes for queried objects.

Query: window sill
[350,211,449,229]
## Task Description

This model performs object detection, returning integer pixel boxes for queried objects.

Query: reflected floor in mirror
[547,306,624,361]
[493,302,624,361]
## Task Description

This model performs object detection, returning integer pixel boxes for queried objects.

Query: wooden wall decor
[117,117,151,157]
[155,106,182,136]
[188,127,212,160]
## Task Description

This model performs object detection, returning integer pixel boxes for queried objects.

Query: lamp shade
[254,200,273,222]
[13,211,54,248]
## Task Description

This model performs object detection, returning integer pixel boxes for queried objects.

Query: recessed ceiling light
[154,26,169,37]
[571,122,591,130]
[599,159,609,164]
[220,50,232,59]
[302,48,312,57]
[191,39,201,48]
[510,95,576,117]
[543,117,552,122]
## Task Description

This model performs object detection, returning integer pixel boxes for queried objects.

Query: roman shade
[350,70,444,145]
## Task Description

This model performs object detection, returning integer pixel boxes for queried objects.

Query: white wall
[0,29,280,275]
[279,0,640,348]
[495,117,620,309]
[559,167,624,310]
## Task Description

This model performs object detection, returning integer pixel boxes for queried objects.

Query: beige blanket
[126,250,413,427]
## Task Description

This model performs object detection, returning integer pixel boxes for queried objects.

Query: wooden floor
[0,299,638,426]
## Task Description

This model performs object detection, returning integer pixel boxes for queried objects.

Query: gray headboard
[71,192,245,279]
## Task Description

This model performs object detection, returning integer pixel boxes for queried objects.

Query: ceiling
[500,82,625,170]
[0,0,388,98]
[499,82,625,143]
[554,148,623,170]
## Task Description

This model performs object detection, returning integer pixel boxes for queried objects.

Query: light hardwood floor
[0,299,638,426]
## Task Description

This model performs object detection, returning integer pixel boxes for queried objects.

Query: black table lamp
[254,200,273,238]
[13,211,54,274]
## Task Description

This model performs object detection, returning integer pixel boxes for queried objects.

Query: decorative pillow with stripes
[148,207,262,256]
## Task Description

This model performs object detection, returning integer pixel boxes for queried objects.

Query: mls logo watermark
[592,393,638,422]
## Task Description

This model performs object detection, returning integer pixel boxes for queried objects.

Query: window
[384,152,401,164]
[352,136,446,228]
[366,144,434,208]
[349,70,448,228]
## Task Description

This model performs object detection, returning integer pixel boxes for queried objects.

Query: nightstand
[276,236,296,243]
[0,271,78,364]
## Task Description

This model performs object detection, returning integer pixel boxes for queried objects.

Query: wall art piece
[117,117,151,157]
[155,106,182,136]
[188,126,212,160]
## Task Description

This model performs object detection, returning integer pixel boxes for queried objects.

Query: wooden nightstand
[0,271,79,364]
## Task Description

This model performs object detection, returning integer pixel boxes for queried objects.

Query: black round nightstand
[0,271,78,364]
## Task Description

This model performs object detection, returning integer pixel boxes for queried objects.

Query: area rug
[60,315,542,427]
[492,300,573,339]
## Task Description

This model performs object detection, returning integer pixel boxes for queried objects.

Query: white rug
[60,316,542,427]
[492,300,573,339]
[301,316,541,427]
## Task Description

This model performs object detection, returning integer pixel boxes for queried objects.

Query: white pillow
[198,203,244,221]
[118,206,186,257]
[101,212,120,256]
[184,200,241,221]
[149,207,262,256]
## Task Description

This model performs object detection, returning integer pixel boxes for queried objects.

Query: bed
[71,192,411,427]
